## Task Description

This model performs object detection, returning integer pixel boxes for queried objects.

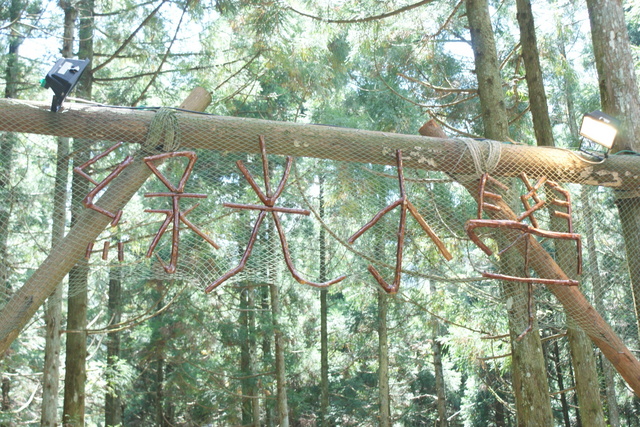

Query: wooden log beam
[0,98,639,190]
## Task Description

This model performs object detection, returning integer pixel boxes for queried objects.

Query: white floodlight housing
[579,110,619,151]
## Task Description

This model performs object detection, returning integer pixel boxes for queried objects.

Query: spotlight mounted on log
[42,58,90,112]
[579,110,619,159]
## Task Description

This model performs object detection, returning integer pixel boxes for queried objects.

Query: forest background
[1,0,640,425]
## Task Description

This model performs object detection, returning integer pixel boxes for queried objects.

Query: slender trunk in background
[249,286,260,427]
[377,290,390,427]
[104,268,123,426]
[63,1,94,423]
[515,0,553,147]
[582,186,620,426]
[431,283,447,427]
[270,280,289,427]
[0,0,23,300]
[518,0,605,422]
[240,280,259,426]
[261,280,274,427]
[156,326,165,427]
[319,176,330,427]
[240,282,251,424]
[550,339,572,427]
[41,4,75,425]
[559,21,617,423]
[0,0,24,421]
[465,0,553,424]
[267,221,288,427]
[586,0,640,346]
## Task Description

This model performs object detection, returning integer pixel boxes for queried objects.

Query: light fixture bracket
[43,58,90,112]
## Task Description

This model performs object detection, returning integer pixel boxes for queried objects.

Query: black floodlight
[579,110,620,158]
[43,58,90,112]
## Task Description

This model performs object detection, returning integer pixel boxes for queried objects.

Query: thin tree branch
[131,0,189,105]
[286,0,436,24]
[93,0,159,16]
[92,0,167,73]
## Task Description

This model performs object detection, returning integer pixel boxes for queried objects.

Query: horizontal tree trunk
[0,99,638,189]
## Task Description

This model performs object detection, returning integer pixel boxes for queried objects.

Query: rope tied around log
[455,138,503,178]
[143,107,181,153]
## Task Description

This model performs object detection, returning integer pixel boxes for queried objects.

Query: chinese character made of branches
[465,172,582,340]
[144,151,220,274]
[74,142,134,261]
[348,150,453,294]
[206,136,347,293]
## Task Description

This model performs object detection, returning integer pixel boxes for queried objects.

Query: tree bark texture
[239,281,258,426]
[550,339,572,427]
[377,290,391,427]
[105,268,123,427]
[0,0,24,420]
[319,177,330,427]
[586,0,640,350]
[515,0,553,147]
[585,0,640,154]
[550,191,605,426]
[431,288,447,427]
[465,0,509,141]
[0,0,23,299]
[466,1,553,424]
[41,0,74,417]
[270,279,289,427]
[62,3,93,422]
[582,187,620,426]
[62,147,90,425]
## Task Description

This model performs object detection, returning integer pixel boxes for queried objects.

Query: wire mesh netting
[0,97,639,359]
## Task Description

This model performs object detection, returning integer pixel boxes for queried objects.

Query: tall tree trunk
[250,286,260,427]
[0,0,23,298]
[104,268,123,426]
[515,0,553,148]
[261,282,274,427]
[465,1,553,425]
[377,290,391,427]
[585,0,640,345]
[431,291,447,427]
[582,186,621,426]
[319,176,330,427]
[41,4,75,425]
[550,339,572,427]
[270,280,289,427]
[62,1,94,424]
[240,281,258,426]
[156,345,165,426]
[557,19,619,424]
[517,1,605,421]
[267,219,288,427]
[0,0,24,421]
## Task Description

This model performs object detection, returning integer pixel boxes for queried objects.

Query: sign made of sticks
[78,137,582,296]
